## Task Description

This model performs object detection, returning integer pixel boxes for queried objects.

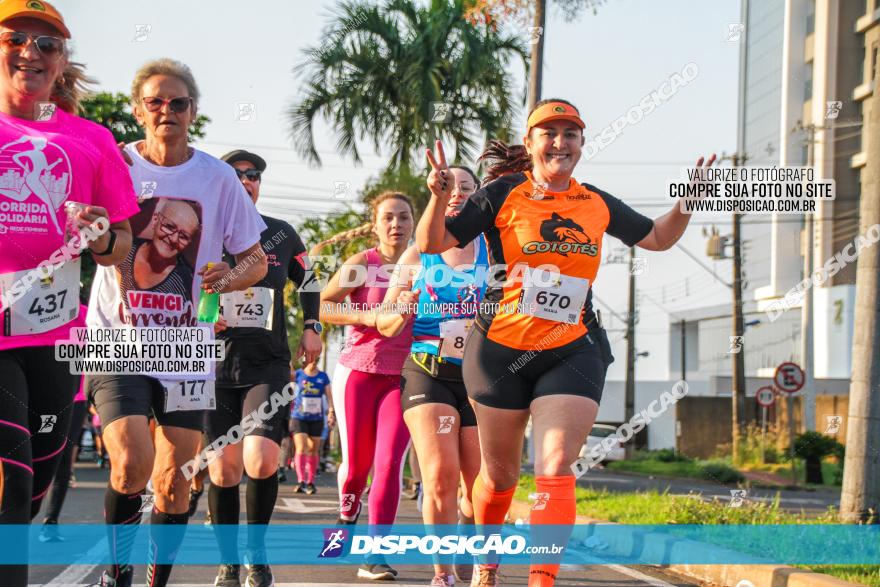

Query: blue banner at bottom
[3,524,879,565]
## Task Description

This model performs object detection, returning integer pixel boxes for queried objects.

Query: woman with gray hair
[87,58,268,587]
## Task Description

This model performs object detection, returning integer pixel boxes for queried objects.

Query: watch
[93,229,117,256]
[304,322,323,334]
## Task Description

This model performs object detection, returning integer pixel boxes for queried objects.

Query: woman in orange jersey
[417,99,714,587]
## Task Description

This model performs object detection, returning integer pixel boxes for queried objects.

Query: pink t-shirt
[338,248,412,375]
[0,109,139,351]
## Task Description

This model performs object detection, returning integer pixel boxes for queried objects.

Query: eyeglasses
[155,212,194,245]
[234,168,262,182]
[141,96,194,114]
[0,32,65,62]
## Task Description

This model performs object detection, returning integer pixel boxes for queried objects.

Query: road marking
[275,497,340,514]
[605,564,680,587]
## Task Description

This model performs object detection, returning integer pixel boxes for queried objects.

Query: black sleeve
[445,174,518,248]
[281,223,320,323]
[587,183,655,247]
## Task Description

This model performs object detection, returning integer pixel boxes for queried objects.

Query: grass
[605,459,701,478]
[515,473,879,586]
[606,450,843,489]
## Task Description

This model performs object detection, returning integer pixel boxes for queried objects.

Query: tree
[289,0,527,171]
[790,431,843,485]
[294,209,376,370]
[360,165,431,214]
[80,91,211,143]
[465,0,608,109]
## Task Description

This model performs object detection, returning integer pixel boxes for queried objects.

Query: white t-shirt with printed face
[87,144,266,381]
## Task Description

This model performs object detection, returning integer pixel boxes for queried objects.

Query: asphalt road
[29,461,702,586]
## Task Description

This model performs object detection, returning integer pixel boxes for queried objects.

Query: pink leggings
[333,364,410,525]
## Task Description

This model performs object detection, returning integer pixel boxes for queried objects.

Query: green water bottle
[197,262,220,323]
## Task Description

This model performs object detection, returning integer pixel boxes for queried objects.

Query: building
[595,0,869,455]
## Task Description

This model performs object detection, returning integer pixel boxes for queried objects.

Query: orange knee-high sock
[472,475,516,526]
[528,475,576,587]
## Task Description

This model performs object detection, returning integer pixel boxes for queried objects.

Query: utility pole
[839,55,880,523]
[718,152,748,464]
[680,318,686,383]
[795,121,818,431]
[526,0,546,111]
[624,246,637,456]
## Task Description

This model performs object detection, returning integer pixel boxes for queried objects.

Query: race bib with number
[1,258,81,336]
[519,269,589,325]
[220,287,274,329]
[300,396,323,415]
[162,379,216,412]
[438,318,472,360]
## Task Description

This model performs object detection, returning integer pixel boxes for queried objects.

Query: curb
[507,499,863,587]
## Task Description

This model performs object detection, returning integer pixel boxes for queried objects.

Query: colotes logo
[319,528,349,558]
[522,212,599,257]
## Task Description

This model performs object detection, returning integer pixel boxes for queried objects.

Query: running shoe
[402,481,421,500]
[430,573,455,586]
[95,565,133,587]
[469,564,499,587]
[38,522,64,543]
[278,469,287,483]
[245,564,274,587]
[305,483,317,495]
[205,510,213,526]
[187,487,204,518]
[357,562,398,580]
[295,482,307,494]
[69,474,77,487]
[213,564,241,587]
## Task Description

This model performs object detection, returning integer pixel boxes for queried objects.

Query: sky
[53,0,742,380]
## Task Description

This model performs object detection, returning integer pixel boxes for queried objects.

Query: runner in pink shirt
[313,191,414,581]
[0,3,139,586]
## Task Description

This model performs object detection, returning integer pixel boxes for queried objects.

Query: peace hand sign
[426,140,452,201]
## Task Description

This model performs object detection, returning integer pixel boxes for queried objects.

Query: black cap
[220,149,267,172]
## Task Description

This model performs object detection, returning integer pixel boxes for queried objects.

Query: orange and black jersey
[445,171,653,351]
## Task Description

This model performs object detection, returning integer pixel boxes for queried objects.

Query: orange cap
[526,101,585,132]
[0,0,70,38]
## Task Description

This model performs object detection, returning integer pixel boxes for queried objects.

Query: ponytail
[309,191,415,257]
[52,60,96,114]
[478,140,532,183]
[479,98,582,183]
[310,222,374,256]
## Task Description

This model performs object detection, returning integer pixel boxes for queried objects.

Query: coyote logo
[540,213,591,246]
[523,212,598,257]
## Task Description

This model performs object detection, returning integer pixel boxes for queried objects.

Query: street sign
[774,361,805,394]
[756,386,776,407]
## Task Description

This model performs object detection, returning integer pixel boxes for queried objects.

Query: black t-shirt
[216,215,316,385]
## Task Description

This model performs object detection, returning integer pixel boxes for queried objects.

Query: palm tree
[289,0,528,171]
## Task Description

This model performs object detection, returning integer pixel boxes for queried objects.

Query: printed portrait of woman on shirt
[116,197,201,312]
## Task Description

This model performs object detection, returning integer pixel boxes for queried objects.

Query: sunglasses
[0,31,65,61]
[234,168,262,182]
[141,96,194,114]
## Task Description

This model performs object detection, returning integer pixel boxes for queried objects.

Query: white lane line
[605,564,680,587]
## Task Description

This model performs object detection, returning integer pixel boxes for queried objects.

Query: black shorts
[205,381,290,445]
[87,374,205,431]
[400,354,477,427]
[463,325,611,410]
[291,418,324,437]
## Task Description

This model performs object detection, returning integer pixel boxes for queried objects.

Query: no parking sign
[773,362,805,394]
